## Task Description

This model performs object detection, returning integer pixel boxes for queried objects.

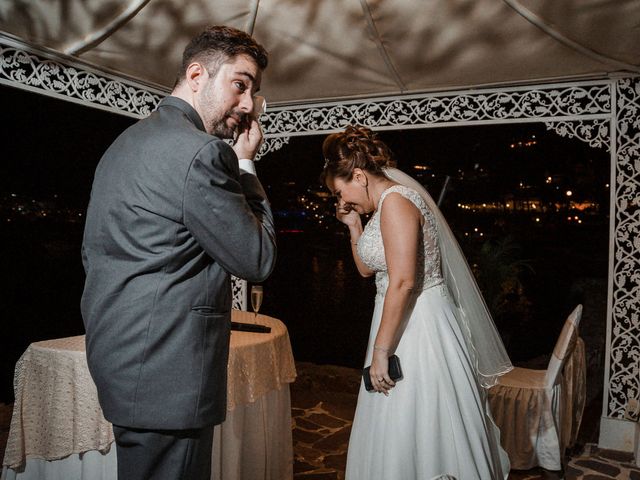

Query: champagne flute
[250,285,263,323]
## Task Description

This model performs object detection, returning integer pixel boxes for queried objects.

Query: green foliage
[472,236,534,337]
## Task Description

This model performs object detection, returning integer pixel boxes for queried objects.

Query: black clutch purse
[362,354,403,391]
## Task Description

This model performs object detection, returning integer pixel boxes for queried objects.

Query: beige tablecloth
[2,311,296,472]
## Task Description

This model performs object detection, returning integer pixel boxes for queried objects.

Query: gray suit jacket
[81,96,276,430]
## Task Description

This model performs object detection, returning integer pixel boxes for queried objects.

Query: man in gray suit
[81,26,276,480]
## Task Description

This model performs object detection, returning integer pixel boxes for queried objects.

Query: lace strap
[378,185,429,216]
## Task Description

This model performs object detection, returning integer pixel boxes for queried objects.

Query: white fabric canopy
[0,0,638,105]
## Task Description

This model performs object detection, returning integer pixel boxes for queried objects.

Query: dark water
[0,86,611,402]
[259,233,375,368]
[0,213,608,403]
[0,221,375,403]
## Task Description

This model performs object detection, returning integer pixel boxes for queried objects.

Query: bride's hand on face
[336,201,360,227]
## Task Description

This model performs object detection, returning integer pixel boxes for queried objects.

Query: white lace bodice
[356,185,444,297]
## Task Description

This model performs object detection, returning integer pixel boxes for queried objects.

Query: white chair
[488,304,584,472]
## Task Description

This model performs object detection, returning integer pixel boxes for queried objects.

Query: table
[1,311,296,480]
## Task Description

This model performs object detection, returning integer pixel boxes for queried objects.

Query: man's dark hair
[174,25,268,87]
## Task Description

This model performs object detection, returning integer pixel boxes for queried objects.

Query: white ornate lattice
[231,275,247,310]
[261,83,611,137]
[607,77,640,418]
[0,37,164,118]
[544,119,611,150]
[255,136,290,161]
[2,34,639,422]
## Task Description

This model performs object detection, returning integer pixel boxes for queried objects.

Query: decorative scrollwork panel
[0,41,163,118]
[607,77,640,418]
[261,83,611,135]
[232,277,247,311]
[255,137,290,161]
[544,120,611,151]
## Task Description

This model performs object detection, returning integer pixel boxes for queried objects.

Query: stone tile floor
[1,361,638,479]
[290,362,640,480]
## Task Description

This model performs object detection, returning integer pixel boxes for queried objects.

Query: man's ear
[185,63,206,92]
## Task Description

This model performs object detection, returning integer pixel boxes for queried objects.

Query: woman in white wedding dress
[322,126,512,480]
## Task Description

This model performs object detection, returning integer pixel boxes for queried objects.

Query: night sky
[0,85,135,203]
[1,83,608,209]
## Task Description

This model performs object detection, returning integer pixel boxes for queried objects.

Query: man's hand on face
[232,117,263,161]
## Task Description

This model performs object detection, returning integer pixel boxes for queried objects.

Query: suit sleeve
[183,139,277,282]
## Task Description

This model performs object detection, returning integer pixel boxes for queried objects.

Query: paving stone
[596,448,635,463]
[294,471,338,479]
[565,465,583,478]
[507,468,560,479]
[314,426,352,451]
[319,396,357,421]
[306,412,348,429]
[294,444,325,465]
[293,428,325,445]
[575,459,621,477]
[295,416,326,431]
[583,475,614,480]
[293,459,317,474]
[324,452,347,470]
[290,388,324,410]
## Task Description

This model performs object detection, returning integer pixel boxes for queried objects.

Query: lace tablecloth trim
[2,312,296,470]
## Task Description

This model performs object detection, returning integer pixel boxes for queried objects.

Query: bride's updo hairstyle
[322,125,396,182]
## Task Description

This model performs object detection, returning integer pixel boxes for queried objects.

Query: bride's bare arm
[336,202,375,277]
[369,192,422,393]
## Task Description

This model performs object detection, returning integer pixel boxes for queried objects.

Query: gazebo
[1,0,639,461]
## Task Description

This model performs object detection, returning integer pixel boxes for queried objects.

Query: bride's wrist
[348,225,362,240]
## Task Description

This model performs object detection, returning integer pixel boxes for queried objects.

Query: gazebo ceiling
[1,0,639,105]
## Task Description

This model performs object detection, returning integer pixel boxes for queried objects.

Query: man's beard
[209,110,243,139]
[198,89,245,139]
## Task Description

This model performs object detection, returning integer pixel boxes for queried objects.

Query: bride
[321,126,512,479]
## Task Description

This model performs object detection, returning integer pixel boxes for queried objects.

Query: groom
[81,26,277,480]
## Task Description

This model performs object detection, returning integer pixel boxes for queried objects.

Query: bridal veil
[383,167,513,388]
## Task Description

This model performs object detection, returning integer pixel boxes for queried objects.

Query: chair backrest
[545,304,582,389]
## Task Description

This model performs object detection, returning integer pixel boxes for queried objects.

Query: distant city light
[510,139,537,149]
[566,190,573,197]
[535,217,540,222]
[546,177,552,183]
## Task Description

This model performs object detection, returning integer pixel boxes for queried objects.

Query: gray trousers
[113,424,214,480]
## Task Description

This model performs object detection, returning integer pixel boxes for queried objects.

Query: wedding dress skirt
[345,284,510,480]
